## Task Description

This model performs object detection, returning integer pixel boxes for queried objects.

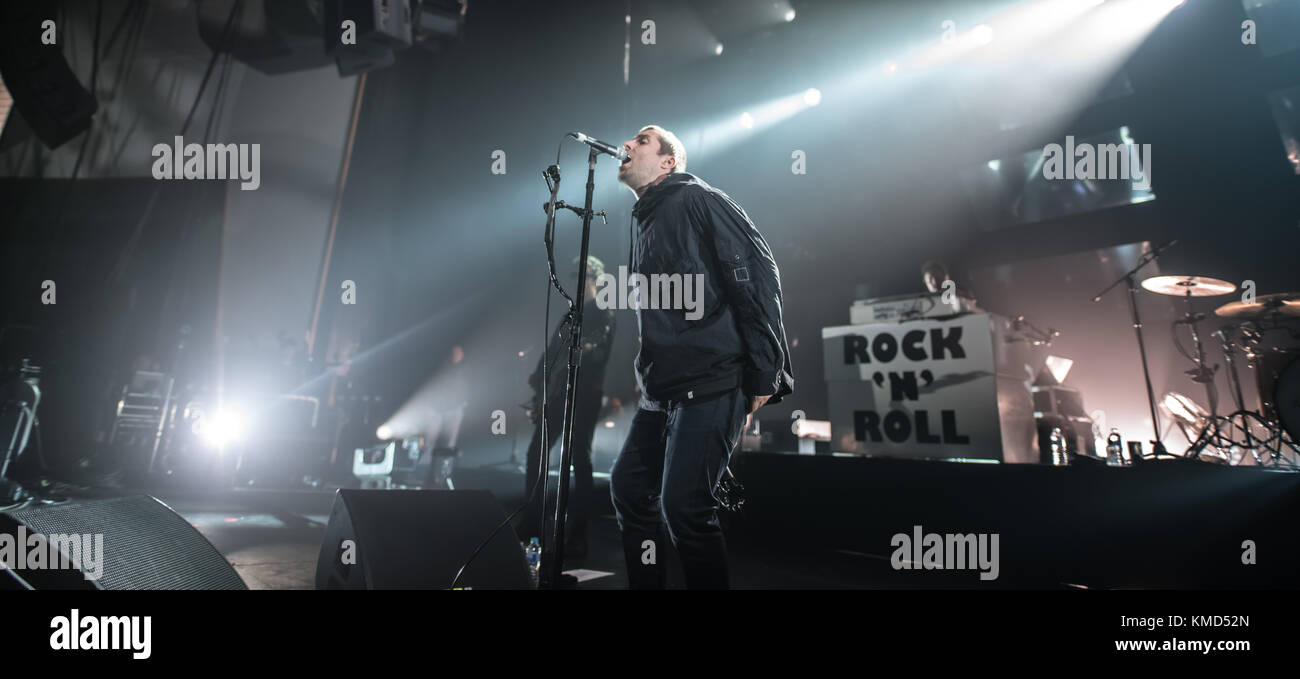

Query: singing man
[611,124,794,589]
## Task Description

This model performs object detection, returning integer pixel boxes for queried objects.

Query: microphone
[568,132,628,162]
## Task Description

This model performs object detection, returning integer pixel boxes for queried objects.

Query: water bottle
[524,537,541,589]
[1106,429,1124,467]
[1049,426,1069,466]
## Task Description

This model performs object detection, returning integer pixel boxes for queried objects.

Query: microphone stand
[1091,240,1178,461]
[541,147,603,589]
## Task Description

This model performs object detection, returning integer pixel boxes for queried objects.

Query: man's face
[617,130,674,190]
[923,271,946,294]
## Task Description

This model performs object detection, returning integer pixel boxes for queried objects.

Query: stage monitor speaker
[315,489,531,590]
[0,7,98,149]
[0,495,247,590]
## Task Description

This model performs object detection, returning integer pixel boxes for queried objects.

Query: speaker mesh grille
[6,496,246,590]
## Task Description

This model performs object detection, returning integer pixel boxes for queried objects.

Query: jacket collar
[631,172,695,220]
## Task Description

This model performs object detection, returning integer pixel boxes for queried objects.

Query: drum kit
[1139,275,1300,467]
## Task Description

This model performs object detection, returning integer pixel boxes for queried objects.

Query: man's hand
[747,394,772,414]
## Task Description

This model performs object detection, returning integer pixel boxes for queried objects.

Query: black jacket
[628,172,793,408]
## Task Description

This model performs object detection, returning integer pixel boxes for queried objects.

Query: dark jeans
[610,388,747,590]
[521,387,601,544]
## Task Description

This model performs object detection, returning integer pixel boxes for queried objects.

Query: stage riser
[729,454,1299,588]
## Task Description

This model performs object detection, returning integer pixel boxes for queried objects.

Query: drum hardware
[1167,307,1300,468]
[1214,326,1250,413]
[1161,391,1209,436]
[1090,241,1183,462]
[1213,292,1300,320]
[1185,409,1297,468]
[1175,306,1217,405]
[1135,276,1300,467]
[1159,392,1232,464]
[1257,350,1300,443]
[1146,275,1235,417]
[1139,275,1238,298]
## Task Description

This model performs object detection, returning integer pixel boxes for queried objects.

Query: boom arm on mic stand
[543,200,607,224]
[1089,239,1179,461]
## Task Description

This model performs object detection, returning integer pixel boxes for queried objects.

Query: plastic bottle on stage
[1049,427,1069,466]
[525,537,541,589]
[1106,430,1124,467]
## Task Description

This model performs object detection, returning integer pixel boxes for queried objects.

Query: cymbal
[1140,275,1236,297]
[1214,292,1300,319]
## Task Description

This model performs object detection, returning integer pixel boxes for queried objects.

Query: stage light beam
[687,88,828,160]
[200,406,246,448]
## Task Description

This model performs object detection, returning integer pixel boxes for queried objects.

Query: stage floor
[143,466,905,590]
[27,449,1300,590]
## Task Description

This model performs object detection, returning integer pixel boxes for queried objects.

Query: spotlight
[1044,355,1075,385]
[715,43,724,56]
[739,112,754,129]
[883,61,899,76]
[376,424,393,440]
[784,9,796,22]
[803,88,822,106]
[604,420,615,429]
[200,407,245,448]
[971,24,994,46]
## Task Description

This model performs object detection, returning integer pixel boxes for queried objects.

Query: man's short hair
[640,124,687,174]
[921,260,949,279]
[572,255,605,279]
